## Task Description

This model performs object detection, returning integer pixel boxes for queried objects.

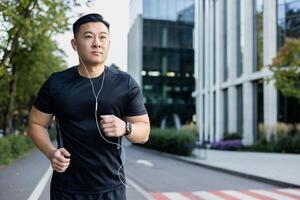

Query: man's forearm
[27,123,56,159]
[125,122,150,144]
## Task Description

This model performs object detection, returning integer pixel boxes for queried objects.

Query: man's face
[73,22,110,66]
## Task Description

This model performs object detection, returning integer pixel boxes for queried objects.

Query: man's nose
[92,37,102,48]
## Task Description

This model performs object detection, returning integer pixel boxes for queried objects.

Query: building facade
[128,0,195,126]
[194,0,300,145]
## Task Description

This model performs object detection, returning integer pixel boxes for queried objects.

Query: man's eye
[85,35,93,39]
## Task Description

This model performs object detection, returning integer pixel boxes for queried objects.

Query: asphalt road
[0,144,280,200]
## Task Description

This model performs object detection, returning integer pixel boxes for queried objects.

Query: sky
[55,0,130,71]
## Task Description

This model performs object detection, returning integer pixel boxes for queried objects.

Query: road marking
[278,188,300,197]
[249,189,297,200]
[163,192,190,200]
[27,166,52,200]
[136,159,154,167]
[126,177,155,200]
[221,190,258,200]
[151,188,300,200]
[193,191,224,200]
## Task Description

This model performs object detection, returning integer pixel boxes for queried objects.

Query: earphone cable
[78,56,127,187]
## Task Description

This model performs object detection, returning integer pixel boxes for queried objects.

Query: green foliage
[270,38,300,100]
[7,135,33,157]
[0,0,92,133]
[223,132,242,141]
[141,128,197,156]
[273,133,300,153]
[48,128,57,141]
[256,11,263,70]
[242,138,276,152]
[0,128,56,165]
[0,135,34,165]
[243,133,300,154]
[0,138,13,164]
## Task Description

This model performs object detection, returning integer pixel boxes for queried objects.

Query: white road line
[126,177,155,200]
[27,166,52,200]
[221,190,259,200]
[163,192,190,200]
[250,189,296,200]
[278,189,300,197]
[136,160,154,167]
[193,191,225,200]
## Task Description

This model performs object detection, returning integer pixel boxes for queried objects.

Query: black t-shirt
[34,66,147,194]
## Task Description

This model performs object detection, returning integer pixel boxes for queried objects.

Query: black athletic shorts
[50,186,126,200]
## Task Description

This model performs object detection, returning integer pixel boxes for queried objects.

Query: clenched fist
[48,148,71,173]
[100,115,126,137]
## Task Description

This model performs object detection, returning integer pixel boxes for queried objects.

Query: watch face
[126,122,132,135]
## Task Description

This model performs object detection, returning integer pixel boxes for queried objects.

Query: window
[255,0,264,71]
[237,85,243,135]
[238,0,244,76]
[277,0,300,49]
[223,89,228,134]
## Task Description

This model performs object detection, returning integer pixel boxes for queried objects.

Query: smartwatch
[125,121,132,136]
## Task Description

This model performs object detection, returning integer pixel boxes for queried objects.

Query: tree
[270,38,300,101]
[0,0,92,134]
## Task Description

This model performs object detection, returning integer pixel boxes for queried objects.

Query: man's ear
[71,39,77,52]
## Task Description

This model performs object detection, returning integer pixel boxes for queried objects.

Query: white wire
[78,56,127,187]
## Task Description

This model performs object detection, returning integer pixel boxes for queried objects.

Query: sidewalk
[164,148,300,187]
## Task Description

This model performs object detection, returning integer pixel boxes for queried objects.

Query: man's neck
[77,63,105,78]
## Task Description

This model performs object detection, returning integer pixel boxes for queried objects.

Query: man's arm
[27,106,70,172]
[100,114,150,144]
[125,114,150,144]
[27,106,56,158]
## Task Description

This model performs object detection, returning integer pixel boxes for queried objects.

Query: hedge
[140,128,197,156]
[0,135,34,165]
[0,129,57,165]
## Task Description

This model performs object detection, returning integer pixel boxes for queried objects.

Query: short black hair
[72,13,110,35]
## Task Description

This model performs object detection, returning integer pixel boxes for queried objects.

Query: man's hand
[100,115,126,137]
[48,148,71,173]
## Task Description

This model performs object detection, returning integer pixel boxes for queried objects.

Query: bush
[0,128,58,166]
[242,138,275,152]
[223,133,242,141]
[243,133,300,153]
[0,138,13,165]
[7,135,33,157]
[273,134,300,153]
[0,134,34,165]
[141,128,197,156]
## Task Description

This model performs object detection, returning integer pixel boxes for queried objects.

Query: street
[0,144,299,200]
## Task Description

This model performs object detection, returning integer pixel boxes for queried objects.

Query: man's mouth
[91,51,102,55]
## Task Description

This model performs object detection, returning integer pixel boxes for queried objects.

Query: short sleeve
[125,76,147,116]
[33,75,54,114]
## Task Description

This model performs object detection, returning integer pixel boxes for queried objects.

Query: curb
[132,145,300,188]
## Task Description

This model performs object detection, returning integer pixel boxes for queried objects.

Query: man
[27,13,150,200]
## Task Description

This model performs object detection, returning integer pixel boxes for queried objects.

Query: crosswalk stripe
[249,189,297,200]
[221,190,259,200]
[212,191,240,200]
[278,189,300,197]
[163,192,190,200]
[181,192,205,200]
[151,189,300,200]
[151,192,170,200]
[242,190,274,200]
[274,190,300,199]
[193,191,225,200]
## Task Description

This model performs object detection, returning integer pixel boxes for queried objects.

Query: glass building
[128,0,195,126]
[194,0,300,145]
